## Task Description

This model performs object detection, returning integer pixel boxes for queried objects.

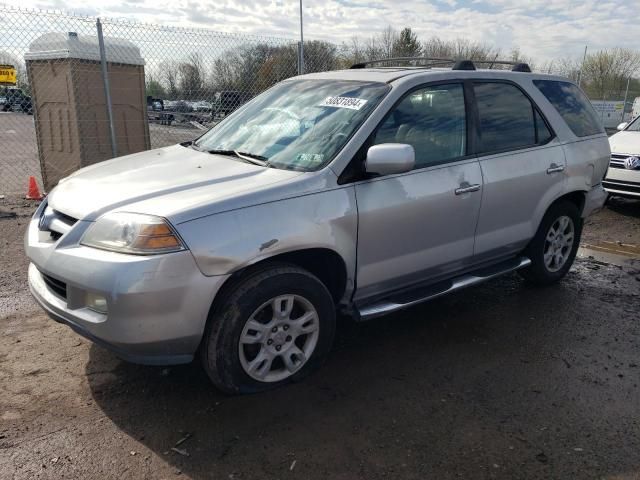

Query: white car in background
[605,117,640,198]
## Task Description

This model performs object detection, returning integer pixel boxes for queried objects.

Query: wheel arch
[210,247,350,313]
[533,190,587,235]
[554,190,586,214]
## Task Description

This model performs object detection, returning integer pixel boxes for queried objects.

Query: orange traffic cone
[26,176,43,200]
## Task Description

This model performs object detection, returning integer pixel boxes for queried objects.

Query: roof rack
[350,57,457,69]
[469,60,532,72]
[350,57,532,73]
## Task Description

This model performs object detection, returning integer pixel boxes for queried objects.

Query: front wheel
[519,200,582,285]
[201,265,336,394]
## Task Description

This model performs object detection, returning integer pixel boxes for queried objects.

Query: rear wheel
[519,200,582,285]
[201,264,336,394]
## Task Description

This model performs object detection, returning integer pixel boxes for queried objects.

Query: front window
[195,80,389,171]
[372,83,467,169]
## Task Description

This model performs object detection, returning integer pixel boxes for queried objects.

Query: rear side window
[533,80,604,137]
[473,82,537,153]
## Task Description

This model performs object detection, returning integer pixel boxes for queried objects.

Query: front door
[354,82,483,302]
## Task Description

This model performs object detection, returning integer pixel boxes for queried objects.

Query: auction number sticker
[318,96,368,110]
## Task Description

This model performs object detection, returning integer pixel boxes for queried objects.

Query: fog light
[85,292,108,314]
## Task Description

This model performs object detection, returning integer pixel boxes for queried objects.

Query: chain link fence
[0,6,341,196]
[4,6,620,198]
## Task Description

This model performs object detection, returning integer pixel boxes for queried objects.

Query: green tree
[392,28,422,58]
[581,48,640,100]
[145,75,166,98]
[159,60,179,99]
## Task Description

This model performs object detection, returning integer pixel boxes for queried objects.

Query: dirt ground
[582,197,640,246]
[1,196,639,480]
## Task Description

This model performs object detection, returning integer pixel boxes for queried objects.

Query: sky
[3,0,640,62]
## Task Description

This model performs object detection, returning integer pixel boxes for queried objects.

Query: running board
[357,257,531,321]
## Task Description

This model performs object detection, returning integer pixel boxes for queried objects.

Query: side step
[357,257,531,321]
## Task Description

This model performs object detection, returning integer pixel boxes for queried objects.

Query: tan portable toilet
[25,32,150,190]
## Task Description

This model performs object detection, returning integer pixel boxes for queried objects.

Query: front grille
[40,271,67,300]
[609,153,639,169]
[38,206,78,240]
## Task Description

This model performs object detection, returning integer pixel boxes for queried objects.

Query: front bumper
[25,211,229,365]
[603,167,640,198]
[582,183,608,218]
[603,163,640,198]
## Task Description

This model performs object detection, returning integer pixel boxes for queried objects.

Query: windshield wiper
[233,150,270,167]
[181,140,202,151]
[206,149,270,167]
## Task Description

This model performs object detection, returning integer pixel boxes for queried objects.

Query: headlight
[80,212,185,255]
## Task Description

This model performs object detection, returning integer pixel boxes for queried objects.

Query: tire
[519,200,583,285]
[201,264,336,394]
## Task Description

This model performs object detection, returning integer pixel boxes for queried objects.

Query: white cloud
[3,0,640,62]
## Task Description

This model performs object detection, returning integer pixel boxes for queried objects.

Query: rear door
[471,81,567,264]
[354,82,483,301]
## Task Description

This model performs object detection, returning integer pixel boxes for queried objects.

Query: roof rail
[350,57,532,73]
[471,60,532,72]
[350,57,456,69]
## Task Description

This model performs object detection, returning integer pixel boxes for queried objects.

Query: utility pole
[622,76,631,122]
[577,45,587,87]
[298,0,304,75]
[96,18,117,158]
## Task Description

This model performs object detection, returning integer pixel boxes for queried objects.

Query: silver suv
[26,59,609,393]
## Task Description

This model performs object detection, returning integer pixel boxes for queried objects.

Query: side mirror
[365,143,415,176]
[617,122,628,131]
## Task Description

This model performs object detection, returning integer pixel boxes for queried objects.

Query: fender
[176,186,358,298]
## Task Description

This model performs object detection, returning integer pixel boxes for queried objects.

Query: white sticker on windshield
[318,96,368,110]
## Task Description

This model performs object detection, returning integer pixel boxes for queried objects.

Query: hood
[47,144,304,223]
[609,131,640,156]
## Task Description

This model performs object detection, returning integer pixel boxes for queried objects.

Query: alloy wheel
[238,294,320,383]
[543,215,575,272]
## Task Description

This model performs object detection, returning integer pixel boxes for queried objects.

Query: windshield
[194,79,389,171]
[625,116,640,131]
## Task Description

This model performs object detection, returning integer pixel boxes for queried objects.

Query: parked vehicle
[604,117,640,198]
[192,100,212,112]
[26,59,609,393]
[1,87,32,114]
[146,96,164,111]
[164,100,192,113]
[212,90,252,117]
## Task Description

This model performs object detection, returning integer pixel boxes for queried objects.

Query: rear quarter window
[533,80,604,137]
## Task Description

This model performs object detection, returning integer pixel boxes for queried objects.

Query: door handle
[455,183,481,195]
[546,163,565,174]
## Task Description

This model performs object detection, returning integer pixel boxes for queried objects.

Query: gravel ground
[583,196,640,246]
[0,113,41,196]
[1,197,639,480]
